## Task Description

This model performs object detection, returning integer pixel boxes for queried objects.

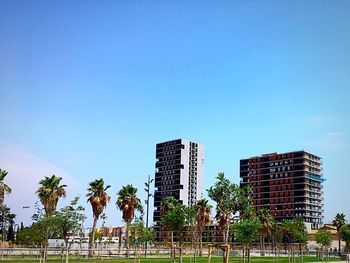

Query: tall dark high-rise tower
[153,139,204,223]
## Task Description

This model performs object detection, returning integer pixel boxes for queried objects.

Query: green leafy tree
[86,178,111,257]
[207,172,242,243]
[292,218,308,257]
[238,185,255,220]
[116,184,143,257]
[340,224,350,252]
[161,204,194,263]
[29,211,62,251]
[315,230,332,260]
[333,213,346,255]
[6,222,14,242]
[129,221,155,263]
[129,221,156,247]
[195,198,212,256]
[294,230,308,256]
[55,196,86,263]
[234,218,261,263]
[0,205,15,241]
[16,225,44,246]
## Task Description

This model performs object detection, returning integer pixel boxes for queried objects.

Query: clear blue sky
[1,1,349,227]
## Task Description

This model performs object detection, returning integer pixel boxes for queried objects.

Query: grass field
[0,256,342,263]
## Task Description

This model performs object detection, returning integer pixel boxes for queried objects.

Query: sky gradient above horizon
[1,1,349,228]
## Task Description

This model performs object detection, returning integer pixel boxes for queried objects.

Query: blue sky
[0,1,349,227]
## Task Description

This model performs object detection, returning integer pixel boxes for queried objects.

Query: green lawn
[0,256,342,263]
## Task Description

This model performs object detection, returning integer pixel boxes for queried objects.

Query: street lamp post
[144,175,153,257]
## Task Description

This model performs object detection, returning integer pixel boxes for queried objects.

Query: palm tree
[86,178,111,257]
[257,208,273,256]
[333,213,346,255]
[116,184,143,257]
[36,175,67,216]
[36,175,67,262]
[160,196,178,215]
[195,198,212,256]
[0,169,12,210]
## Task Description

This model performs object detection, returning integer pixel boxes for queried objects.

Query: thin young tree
[56,196,86,263]
[235,218,261,263]
[315,230,332,262]
[116,184,143,257]
[161,204,194,263]
[86,178,111,257]
[333,213,346,255]
[207,173,241,243]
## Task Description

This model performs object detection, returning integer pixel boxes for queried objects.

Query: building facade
[153,139,204,223]
[240,151,324,230]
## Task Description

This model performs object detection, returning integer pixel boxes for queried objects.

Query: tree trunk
[226,227,229,243]
[118,230,122,255]
[126,225,130,257]
[263,236,266,256]
[248,246,251,263]
[179,246,183,263]
[88,216,97,257]
[243,246,245,263]
[179,233,183,263]
[284,237,287,254]
[43,227,49,263]
[339,234,341,256]
[65,242,69,263]
[171,230,174,259]
[199,230,203,257]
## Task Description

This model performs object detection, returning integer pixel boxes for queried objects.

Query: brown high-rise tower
[240,150,324,230]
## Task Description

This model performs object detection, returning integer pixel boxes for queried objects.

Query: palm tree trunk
[338,234,341,256]
[199,230,203,257]
[88,216,97,257]
[0,183,4,211]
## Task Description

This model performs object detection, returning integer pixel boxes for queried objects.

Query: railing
[0,246,346,259]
